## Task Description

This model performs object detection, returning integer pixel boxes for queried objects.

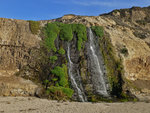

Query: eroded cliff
[0,18,40,96]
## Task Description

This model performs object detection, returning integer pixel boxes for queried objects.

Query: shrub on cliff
[91,26,104,38]
[120,47,128,56]
[58,47,65,55]
[50,56,58,63]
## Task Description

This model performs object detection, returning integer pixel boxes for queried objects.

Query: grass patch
[28,20,40,35]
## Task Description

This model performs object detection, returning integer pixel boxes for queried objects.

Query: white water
[67,43,85,102]
[89,28,109,96]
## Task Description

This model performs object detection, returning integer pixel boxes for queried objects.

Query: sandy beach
[0,97,150,113]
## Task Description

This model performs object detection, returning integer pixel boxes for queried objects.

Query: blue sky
[0,0,150,20]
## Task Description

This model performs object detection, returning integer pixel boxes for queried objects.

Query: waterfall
[88,28,109,97]
[67,43,87,102]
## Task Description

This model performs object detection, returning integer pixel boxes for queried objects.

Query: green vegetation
[42,22,84,100]
[90,95,113,103]
[50,56,58,63]
[47,64,74,99]
[71,24,87,51]
[51,65,69,87]
[76,24,87,51]
[43,22,87,51]
[28,20,40,35]
[91,26,104,37]
[59,23,87,50]
[60,24,73,41]
[58,47,65,55]
[44,23,60,52]
[48,86,74,98]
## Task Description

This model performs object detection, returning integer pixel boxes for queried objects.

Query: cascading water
[88,28,109,97]
[67,43,87,102]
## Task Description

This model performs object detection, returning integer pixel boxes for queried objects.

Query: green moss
[91,26,104,37]
[76,24,87,41]
[58,47,65,55]
[52,78,58,81]
[51,64,69,87]
[71,24,87,51]
[43,22,87,52]
[62,64,68,80]
[28,20,40,35]
[44,23,60,52]
[77,38,82,51]
[60,24,73,41]
[50,56,58,63]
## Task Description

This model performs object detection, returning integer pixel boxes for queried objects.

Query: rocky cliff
[0,6,150,101]
[0,18,40,96]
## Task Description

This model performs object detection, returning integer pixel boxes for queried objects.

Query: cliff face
[0,6,150,100]
[0,18,41,70]
[0,18,40,96]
